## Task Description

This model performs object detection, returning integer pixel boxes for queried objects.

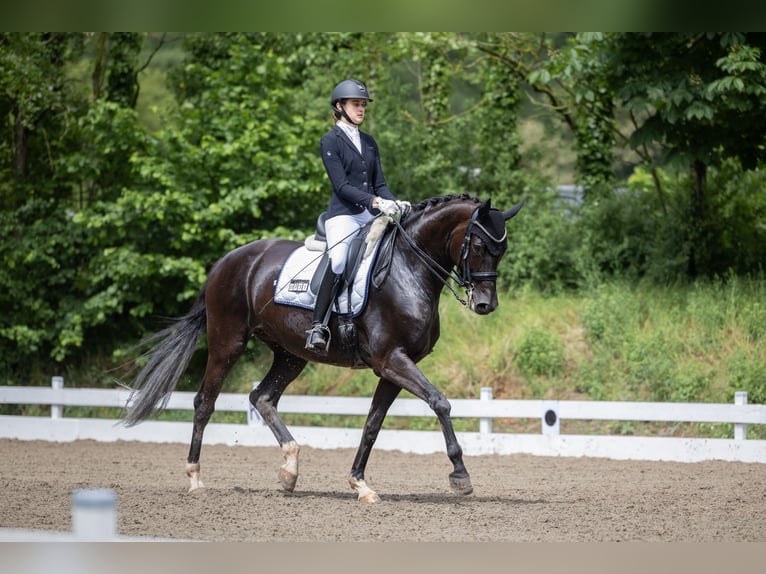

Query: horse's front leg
[375,348,473,496]
[349,378,401,503]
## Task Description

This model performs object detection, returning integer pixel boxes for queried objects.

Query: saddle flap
[310,253,331,294]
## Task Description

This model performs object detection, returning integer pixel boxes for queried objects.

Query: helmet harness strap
[336,101,362,126]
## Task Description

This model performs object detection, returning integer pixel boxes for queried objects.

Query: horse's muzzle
[472,301,496,315]
[465,279,498,315]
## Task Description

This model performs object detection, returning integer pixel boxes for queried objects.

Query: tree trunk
[92,32,107,101]
[13,107,27,178]
[688,159,708,277]
[692,159,707,219]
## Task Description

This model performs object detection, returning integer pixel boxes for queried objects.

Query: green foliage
[103,33,143,108]
[498,158,766,290]
[474,40,523,198]
[514,328,565,377]
[579,283,641,345]
[498,187,579,292]
[571,278,766,406]
[531,33,616,193]
[727,350,766,405]
[0,197,83,377]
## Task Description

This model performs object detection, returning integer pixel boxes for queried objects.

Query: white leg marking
[278,441,300,492]
[186,462,205,492]
[349,476,381,503]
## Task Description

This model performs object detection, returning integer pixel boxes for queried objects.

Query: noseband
[394,203,506,307]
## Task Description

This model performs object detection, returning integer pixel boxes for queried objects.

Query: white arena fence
[1,377,765,464]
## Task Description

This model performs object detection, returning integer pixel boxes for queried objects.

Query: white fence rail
[2,379,766,463]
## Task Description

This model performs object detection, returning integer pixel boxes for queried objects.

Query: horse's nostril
[475,303,493,315]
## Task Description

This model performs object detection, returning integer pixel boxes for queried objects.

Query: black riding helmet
[331,79,372,125]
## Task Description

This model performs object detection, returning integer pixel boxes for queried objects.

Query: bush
[500,187,583,292]
[727,350,766,405]
[579,283,640,346]
[514,327,565,378]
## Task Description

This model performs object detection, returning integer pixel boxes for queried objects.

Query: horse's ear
[478,198,492,217]
[503,200,524,221]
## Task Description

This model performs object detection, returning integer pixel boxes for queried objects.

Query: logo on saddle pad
[287,279,310,293]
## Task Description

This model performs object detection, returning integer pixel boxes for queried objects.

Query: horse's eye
[471,242,484,256]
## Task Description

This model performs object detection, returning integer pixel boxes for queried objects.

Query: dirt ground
[1,438,765,542]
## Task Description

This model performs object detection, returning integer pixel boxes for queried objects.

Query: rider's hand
[396,200,411,217]
[376,197,400,217]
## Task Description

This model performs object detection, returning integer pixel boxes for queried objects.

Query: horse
[123,193,523,503]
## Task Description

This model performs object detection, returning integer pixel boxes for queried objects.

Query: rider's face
[338,98,367,125]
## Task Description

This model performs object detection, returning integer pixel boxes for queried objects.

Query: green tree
[478,33,616,196]
[601,32,766,276]
[72,33,333,355]
[0,33,82,204]
[0,33,159,380]
[473,33,523,203]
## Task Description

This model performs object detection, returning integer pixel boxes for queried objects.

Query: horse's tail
[122,285,208,426]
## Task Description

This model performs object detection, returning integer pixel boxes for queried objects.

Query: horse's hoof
[188,485,206,494]
[186,463,205,492]
[278,467,298,492]
[359,491,381,504]
[349,476,381,503]
[449,474,473,495]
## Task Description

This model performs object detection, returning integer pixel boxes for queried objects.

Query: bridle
[460,203,507,285]
[392,204,506,307]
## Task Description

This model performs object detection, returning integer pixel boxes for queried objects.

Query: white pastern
[349,476,381,503]
[278,441,300,492]
[186,462,205,492]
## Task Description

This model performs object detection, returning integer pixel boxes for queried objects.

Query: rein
[392,217,470,306]
[392,204,503,307]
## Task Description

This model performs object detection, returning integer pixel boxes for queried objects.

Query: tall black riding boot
[305,266,341,352]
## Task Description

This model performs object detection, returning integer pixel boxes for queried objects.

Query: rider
[305,79,410,352]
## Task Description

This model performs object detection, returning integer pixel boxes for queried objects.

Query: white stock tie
[351,130,361,154]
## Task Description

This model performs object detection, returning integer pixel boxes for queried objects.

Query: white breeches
[325,211,375,274]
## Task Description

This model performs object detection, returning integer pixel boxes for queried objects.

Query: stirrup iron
[306,323,331,352]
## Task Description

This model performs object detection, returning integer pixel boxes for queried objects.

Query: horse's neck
[408,203,470,266]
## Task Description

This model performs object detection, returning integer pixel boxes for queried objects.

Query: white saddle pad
[273,234,385,318]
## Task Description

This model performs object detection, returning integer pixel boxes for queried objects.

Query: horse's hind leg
[249,347,307,492]
[349,378,400,503]
[186,337,247,492]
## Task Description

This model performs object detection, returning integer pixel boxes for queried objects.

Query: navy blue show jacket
[320,124,397,218]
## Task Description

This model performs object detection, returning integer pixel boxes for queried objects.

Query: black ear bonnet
[471,208,508,257]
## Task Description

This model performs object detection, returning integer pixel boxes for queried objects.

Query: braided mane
[411,193,482,213]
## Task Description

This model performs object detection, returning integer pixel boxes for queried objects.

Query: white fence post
[480,387,493,435]
[542,400,560,435]
[71,489,117,540]
[734,391,748,440]
[50,376,64,419]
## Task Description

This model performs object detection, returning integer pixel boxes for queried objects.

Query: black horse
[123,194,523,502]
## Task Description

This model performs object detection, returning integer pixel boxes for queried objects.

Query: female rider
[305,79,409,352]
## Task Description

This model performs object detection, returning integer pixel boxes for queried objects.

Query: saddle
[274,212,396,362]
[303,212,396,309]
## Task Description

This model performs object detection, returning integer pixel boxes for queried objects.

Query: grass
[6,278,766,439]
